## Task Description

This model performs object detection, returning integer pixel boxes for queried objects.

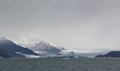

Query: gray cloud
[0,0,120,50]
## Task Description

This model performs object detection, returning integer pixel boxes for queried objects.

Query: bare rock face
[0,49,9,58]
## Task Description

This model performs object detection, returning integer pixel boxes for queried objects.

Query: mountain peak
[0,37,12,44]
[35,41,57,48]
[0,36,8,41]
[20,40,64,55]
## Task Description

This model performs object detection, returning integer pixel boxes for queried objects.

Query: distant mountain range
[1,37,120,58]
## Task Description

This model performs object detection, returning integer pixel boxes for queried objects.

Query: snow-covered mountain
[21,41,65,55]
[0,37,37,58]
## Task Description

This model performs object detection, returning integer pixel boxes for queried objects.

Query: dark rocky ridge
[96,51,120,58]
[0,37,37,58]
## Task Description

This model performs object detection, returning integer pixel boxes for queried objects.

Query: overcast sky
[0,0,120,50]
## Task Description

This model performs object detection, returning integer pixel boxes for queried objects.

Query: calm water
[0,58,120,71]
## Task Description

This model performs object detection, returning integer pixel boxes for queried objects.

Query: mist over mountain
[21,41,65,55]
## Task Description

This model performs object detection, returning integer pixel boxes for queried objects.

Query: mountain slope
[0,37,37,58]
[96,51,120,58]
[0,49,10,58]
